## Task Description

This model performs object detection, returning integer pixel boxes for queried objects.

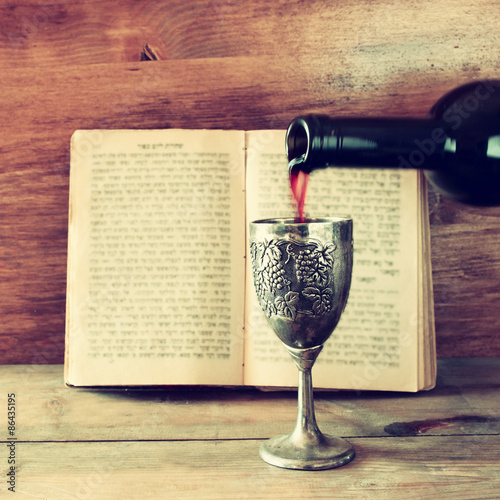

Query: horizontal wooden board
[1,437,498,499]
[1,360,498,442]
[0,360,498,498]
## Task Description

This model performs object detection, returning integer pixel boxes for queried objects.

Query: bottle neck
[286,115,443,172]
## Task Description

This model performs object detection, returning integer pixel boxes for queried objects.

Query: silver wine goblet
[249,217,355,470]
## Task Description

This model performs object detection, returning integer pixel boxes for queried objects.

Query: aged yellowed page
[244,130,434,391]
[66,129,246,386]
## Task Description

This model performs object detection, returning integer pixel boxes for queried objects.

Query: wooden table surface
[0,0,500,364]
[0,358,498,498]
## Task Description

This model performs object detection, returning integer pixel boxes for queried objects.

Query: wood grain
[0,0,500,363]
[2,359,498,442]
[0,360,498,498]
[3,437,498,499]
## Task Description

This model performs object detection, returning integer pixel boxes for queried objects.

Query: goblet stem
[287,346,324,446]
[291,363,323,444]
[259,344,355,470]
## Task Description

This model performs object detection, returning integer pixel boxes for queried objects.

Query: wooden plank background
[0,0,499,364]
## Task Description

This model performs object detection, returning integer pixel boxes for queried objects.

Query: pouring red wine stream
[289,156,310,222]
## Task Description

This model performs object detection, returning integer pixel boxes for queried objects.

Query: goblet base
[259,433,355,471]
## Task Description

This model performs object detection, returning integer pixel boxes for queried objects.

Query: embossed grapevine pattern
[250,239,336,320]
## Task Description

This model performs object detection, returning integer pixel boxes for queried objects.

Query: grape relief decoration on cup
[250,239,336,320]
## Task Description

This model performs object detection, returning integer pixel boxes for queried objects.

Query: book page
[66,129,246,386]
[244,130,424,391]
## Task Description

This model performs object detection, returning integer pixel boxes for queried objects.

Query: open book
[65,129,436,392]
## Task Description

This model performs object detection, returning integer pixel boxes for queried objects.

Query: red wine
[289,156,309,222]
[286,80,500,206]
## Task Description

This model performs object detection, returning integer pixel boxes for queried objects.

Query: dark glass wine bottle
[286,80,500,205]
